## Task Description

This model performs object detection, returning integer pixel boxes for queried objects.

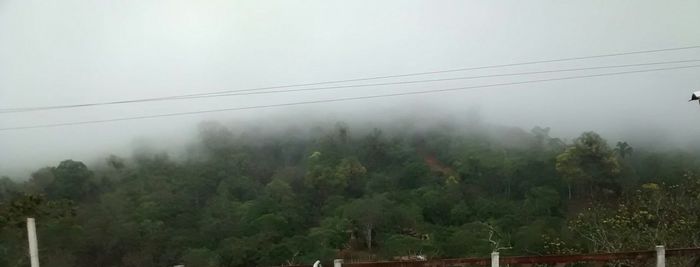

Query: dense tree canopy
[1,121,699,267]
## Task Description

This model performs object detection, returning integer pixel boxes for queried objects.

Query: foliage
[556,132,621,199]
[0,122,698,266]
[570,173,700,252]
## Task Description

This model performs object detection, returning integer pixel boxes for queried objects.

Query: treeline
[1,121,699,267]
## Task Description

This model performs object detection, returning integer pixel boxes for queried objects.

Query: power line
[3,58,700,113]
[1,64,698,131]
[2,45,700,113]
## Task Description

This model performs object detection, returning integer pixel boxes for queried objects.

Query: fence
[281,246,700,267]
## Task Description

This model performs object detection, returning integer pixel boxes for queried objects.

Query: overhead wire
[2,45,700,113]
[2,58,700,113]
[1,64,699,131]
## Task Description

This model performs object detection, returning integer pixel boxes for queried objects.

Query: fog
[1,0,700,178]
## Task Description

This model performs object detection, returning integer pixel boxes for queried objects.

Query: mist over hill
[1,118,699,266]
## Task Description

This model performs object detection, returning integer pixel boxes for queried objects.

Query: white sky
[1,0,700,177]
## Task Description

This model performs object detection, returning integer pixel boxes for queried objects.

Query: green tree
[306,153,367,201]
[47,160,95,201]
[556,132,621,199]
[615,141,633,158]
[182,248,219,267]
[343,195,393,250]
[0,176,19,201]
[523,186,560,217]
[440,223,493,257]
[570,174,700,252]
[381,234,433,258]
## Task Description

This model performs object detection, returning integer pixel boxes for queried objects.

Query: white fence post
[27,218,40,267]
[656,245,665,267]
[491,251,499,267]
[334,259,343,267]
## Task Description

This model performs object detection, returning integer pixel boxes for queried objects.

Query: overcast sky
[1,0,700,178]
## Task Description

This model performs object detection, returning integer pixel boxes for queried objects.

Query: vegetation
[1,121,699,267]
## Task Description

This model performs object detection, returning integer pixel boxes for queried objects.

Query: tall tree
[46,160,95,201]
[556,132,621,199]
[570,173,700,252]
[615,141,633,158]
[343,195,393,250]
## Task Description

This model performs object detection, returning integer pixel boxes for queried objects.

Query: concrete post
[491,251,499,267]
[334,259,343,267]
[27,218,40,267]
[656,245,665,267]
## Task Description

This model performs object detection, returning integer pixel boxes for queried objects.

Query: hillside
[1,122,699,267]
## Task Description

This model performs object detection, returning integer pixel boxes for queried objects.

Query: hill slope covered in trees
[1,121,699,267]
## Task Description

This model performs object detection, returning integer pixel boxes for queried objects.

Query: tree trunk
[506,181,511,198]
[366,224,373,250]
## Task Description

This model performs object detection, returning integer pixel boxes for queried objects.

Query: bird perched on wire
[690,91,700,105]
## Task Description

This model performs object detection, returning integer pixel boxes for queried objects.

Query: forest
[1,120,699,267]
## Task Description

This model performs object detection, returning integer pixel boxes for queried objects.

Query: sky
[1,0,700,178]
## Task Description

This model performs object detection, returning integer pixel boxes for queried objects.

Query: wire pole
[491,251,499,267]
[656,245,665,267]
[27,218,40,267]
